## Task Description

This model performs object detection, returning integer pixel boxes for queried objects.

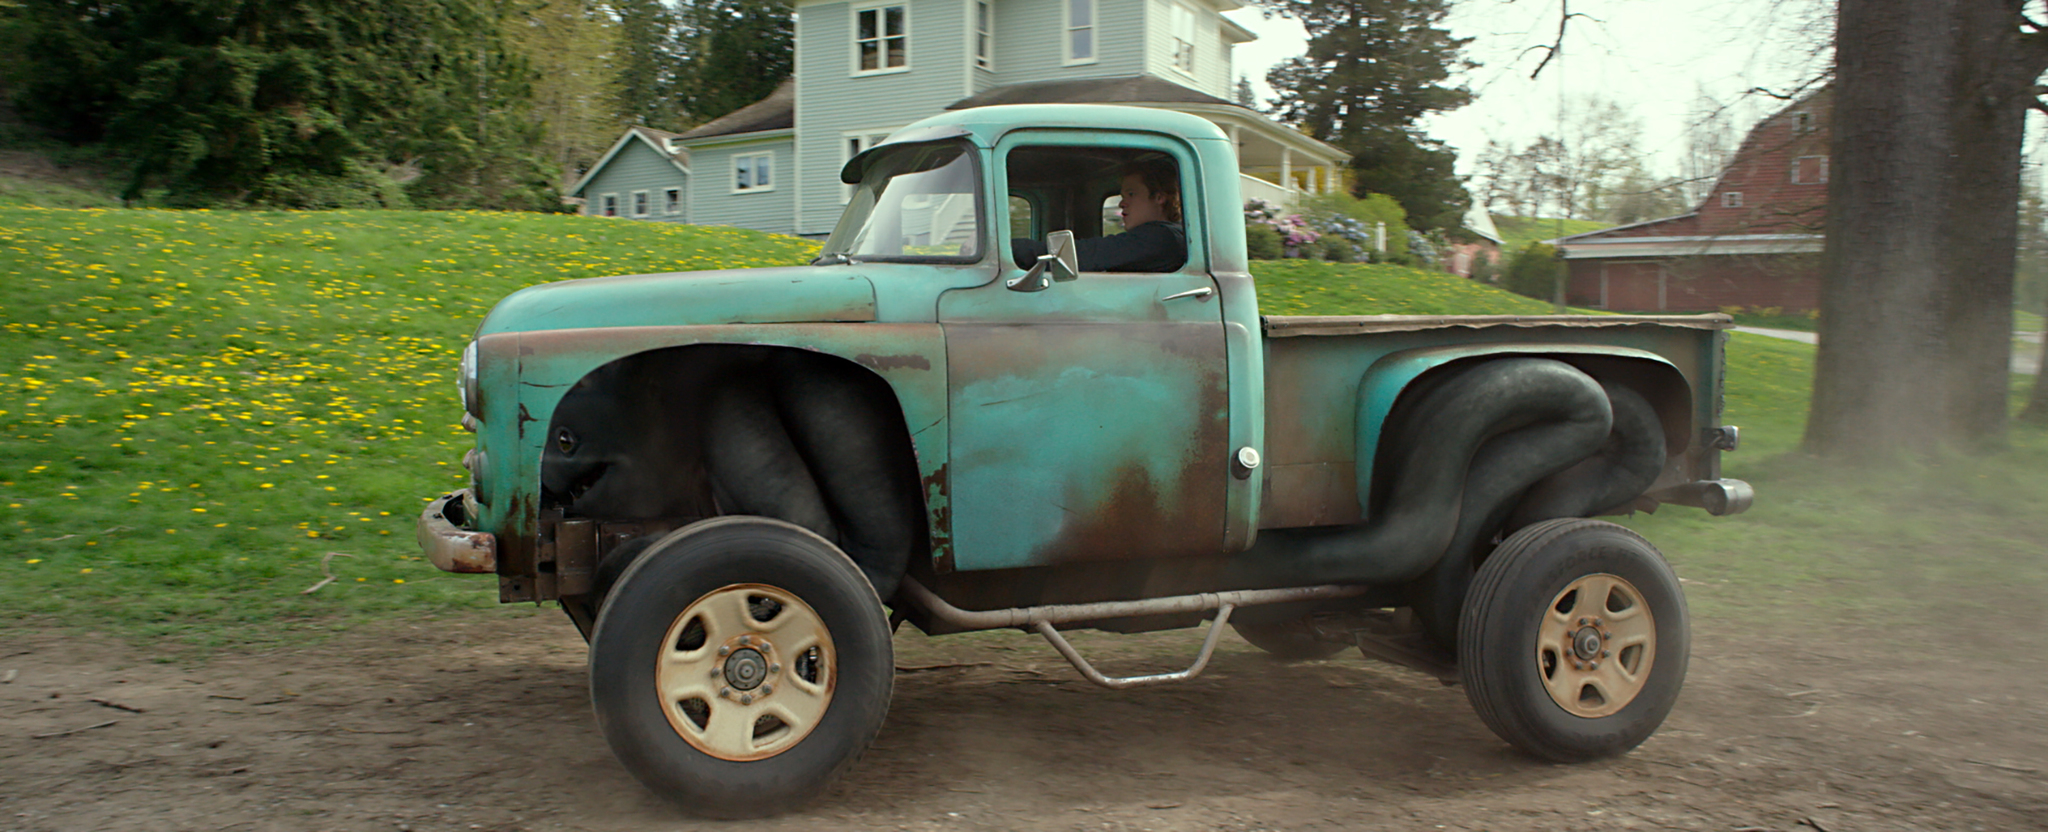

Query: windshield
[821,141,982,262]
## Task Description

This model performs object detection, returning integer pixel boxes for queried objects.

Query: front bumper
[418,490,497,573]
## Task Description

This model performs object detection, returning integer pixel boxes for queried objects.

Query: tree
[674,0,792,123]
[1472,96,1682,225]
[1804,0,2048,457]
[508,0,624,192]
[0,0,552,209]
[1257,0,1474,233]
[1678,88,1742,208]
[613,0,682,129]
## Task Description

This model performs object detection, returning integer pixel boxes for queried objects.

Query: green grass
[1491,215,1611,253]
[1621,332,2048,630]
[1248,259,1559,316]
[0,208,820,647]
[2017,309,2043,333]
[5,207,2043,650]
[0,173,123,209]
[1727,310,1821,332]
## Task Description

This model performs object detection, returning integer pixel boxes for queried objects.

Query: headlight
[459,341,480,418]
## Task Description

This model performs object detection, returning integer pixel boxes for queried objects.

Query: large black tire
[1458,518,1689,762]
[1230,617,1349,661]
[588,517,894,818]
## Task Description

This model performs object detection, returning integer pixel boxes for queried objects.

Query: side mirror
[1006,230,1080,292]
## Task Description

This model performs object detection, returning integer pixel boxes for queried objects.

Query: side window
[1009,194,1035,239]
[601,193,618,217]
[1004,143,1188,273]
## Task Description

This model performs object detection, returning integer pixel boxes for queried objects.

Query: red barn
[1553,90,1830,312]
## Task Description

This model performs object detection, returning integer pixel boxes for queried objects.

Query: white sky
[1220,0,1831,177]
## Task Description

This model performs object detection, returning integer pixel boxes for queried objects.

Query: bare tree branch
[1527,3,1599,80]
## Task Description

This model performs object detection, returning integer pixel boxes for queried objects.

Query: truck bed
[1255,313,1732,530]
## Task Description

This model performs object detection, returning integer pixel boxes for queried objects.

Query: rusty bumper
[418,490,497,573]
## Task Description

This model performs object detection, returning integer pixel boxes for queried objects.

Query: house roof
[677,79,797,142]
[568,126,691,198]
[947,74,1243,110]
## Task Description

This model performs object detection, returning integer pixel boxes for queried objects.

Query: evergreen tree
[1257,0,1474,232]
[675,0,792,122]
[613,0,682,128]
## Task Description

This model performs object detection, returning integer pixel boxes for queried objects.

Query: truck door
[937,134,1229,572]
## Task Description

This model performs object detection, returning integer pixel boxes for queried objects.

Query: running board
[1032,606,1234,690]
[898,577,1371,690]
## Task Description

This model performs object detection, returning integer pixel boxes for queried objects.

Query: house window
[664,187,681,214]
[975,1,992,69]
[1792,155,1829,184]
[1796,111,1813,133]
[1168,2,1196,75]
[601,193,618,217]
[1721,191,1744,208]
[1065,0,1095,64]
[735,152,774,192]
[632,190,650,217]
[841,131,895,201]
[855,4,908,73]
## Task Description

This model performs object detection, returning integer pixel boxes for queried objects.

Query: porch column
[1280,148,1293,194]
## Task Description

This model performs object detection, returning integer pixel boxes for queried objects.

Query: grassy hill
[1,208,2040,648]
[1491,214,1611,253]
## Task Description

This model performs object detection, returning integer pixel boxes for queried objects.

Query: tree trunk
[1939,0,2027,443]
[1806,0,2048,458]
[1805,0,1959,460]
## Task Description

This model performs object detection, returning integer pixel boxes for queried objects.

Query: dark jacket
[1012,221,1187,273]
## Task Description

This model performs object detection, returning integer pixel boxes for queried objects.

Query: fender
[469,324,949,601]
[1354,343,1690,514]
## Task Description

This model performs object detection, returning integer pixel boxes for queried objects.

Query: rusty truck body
[418,104,1751,818]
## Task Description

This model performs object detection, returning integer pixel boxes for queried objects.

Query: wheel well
[541,343,928,597]
[1365,353,1690,520]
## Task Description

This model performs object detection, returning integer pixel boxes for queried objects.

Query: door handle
[1161,287,1214,302]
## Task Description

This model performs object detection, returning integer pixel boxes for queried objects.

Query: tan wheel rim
[655,583,836,761]
[1536,573,1655,718]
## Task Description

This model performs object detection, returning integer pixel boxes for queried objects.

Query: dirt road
[5,603,2045,832]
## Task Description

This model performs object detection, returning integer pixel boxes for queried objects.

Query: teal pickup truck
[418,104,1750,818]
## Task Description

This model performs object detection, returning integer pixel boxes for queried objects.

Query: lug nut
[1589,661,1600,670]
[719,686,731,698]
[709,668,721,677]
[769,663,781,673]
[737,635,751,646]
[760,684,773,695]
[717,645,730,657]
[740,693,754,705]
[1578,618,1590,626]
[1601,650,1610,658]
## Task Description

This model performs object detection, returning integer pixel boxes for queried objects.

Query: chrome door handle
[1161,287,1214,302]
